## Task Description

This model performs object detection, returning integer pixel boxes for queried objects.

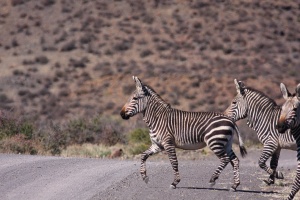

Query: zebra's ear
[280,83,291,100]
[296,83,300,100]
[133,76,144,91]
[234,79,245,95]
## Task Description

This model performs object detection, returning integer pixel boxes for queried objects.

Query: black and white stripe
[120,76,247,190]
[277,83,300,200]
[225,79,296,186]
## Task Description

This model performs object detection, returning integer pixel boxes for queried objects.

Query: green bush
[0,134,39,155]
[0,114,34,140]
[0,111,127,156]
[129,143,149,155]
[128,128,151,145]
[128,128,151,155]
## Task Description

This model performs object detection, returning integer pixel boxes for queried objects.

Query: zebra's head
[120,76,150,120]
[224,79,248,121]
[276,83,300,133]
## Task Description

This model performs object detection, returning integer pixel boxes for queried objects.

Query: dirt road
[0,149,298,200]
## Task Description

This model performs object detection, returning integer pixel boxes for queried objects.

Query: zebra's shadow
[177,186,278,194]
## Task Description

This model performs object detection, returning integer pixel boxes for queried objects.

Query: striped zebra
[277,83,300,200]
[120,76,247,190]
[224,79,296,185]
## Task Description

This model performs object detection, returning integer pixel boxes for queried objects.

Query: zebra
[120,76,247,190]
[277,83,300,200]
[224,79,296,185]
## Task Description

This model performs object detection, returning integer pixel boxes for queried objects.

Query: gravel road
[0,149,298,200]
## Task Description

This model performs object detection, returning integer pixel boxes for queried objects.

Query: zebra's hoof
[263,179,274,185]
[143,176,149,184]
[209,181,216,187]
[170,184,176,189]
[230,187,236,192]
[276,171,284,179]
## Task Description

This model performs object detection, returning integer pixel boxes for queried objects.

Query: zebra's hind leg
[165,144,180,189]
[140,144,162,184]
[229,155,240,191]
[209,153,230,188]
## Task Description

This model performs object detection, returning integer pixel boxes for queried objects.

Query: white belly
[176,142,207,150]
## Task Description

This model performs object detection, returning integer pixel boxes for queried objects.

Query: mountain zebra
[224,79,296,185]
[277,83,300,200]
[120,76,247,190]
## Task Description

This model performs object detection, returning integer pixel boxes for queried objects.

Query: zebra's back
[167,109,234,150]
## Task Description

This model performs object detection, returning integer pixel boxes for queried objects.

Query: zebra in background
[277,83,300,200]
[224,79,296,185]
[120,76,247,191]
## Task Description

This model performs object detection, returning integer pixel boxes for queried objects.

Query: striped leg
[209,149,230,187]
[164,143,180,189]
[270,148,284,180]
[258,143,277,185]
[140,144,162,183]
[228,151,240,191]
[286,161,300,200]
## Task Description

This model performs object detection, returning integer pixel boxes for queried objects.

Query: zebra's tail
[234,124,247,158]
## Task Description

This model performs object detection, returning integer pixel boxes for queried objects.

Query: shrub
[140,49,153,58]
[43,0,56,6]
[0,94,12,103]
[61,40,76,51]
[129,143,149,155]
[127,128,151,155]
[128,128,151,144]
[35,55,49,64]
[11,0,27,6]
[0,134,39,154]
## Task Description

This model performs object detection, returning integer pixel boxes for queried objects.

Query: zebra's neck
[244,89,281,131]
[142,93,170,128]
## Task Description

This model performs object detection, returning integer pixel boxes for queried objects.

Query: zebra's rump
[203,116,235,144]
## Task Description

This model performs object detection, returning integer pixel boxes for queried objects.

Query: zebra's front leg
[285,160,300,200]
[140,144,162,183]
[165,144,180,189]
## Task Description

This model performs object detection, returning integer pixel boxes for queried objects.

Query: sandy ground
[0,149,298,200]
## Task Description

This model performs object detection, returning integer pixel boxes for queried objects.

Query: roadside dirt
[0,149,298,200]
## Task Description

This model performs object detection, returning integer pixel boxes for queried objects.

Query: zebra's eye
[232,101,237,105]
[132,97,138,100]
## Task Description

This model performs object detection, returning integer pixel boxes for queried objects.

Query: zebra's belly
[176,142,207,150]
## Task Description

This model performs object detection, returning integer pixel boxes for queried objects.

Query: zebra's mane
[246,87,279,107]
[144,85,171,108]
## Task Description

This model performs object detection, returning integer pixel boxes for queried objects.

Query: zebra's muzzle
[276,123,288,133]
[120,109,130,120]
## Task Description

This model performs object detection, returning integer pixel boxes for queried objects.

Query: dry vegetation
[0,0,299,156]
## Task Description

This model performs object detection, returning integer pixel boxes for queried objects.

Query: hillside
[0,0,299,126]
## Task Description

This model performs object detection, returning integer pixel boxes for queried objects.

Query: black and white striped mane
[246,87,280,109]
[144,85,171,108]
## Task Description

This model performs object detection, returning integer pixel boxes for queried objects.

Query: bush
[61,40,76,51]
[128,128,151,144]
[128,128,151,155]
[129,143,149,155]
[0,109,126,156]
[0,113,33,140]
[35,55,49,64]
[0,134,39,155]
